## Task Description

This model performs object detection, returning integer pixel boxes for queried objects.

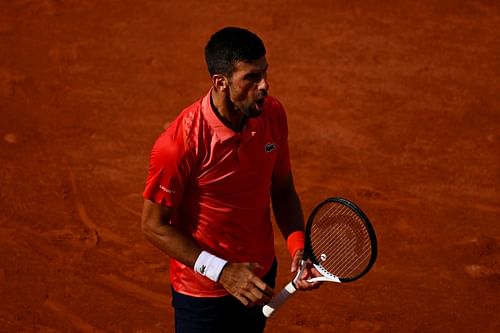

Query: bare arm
[141,199,201,267]
[271,172,305,240]
[271,172,321,290]
[141,199,273,306]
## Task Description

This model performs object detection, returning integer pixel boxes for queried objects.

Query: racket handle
[262,281,297,318]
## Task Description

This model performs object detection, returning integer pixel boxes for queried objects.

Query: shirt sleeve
[143,126,191,208]
[272,100,292,177]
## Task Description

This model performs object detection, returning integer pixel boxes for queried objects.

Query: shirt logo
[159,185,176,194]
[264,143,276,153]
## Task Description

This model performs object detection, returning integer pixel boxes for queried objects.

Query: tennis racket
[262,197,377,318]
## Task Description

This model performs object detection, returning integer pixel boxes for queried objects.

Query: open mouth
[255,98,265,111]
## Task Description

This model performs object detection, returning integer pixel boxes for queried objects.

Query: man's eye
[247,73,261,81]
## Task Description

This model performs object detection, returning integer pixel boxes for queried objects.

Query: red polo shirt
[143,90,291,297]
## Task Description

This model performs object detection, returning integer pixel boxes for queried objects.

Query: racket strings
[314,224,370,277]
[313,226,370,278]
[315,223,371,277]
[309,202,372,279]
[315,207,369,250]
[312,204,367,252]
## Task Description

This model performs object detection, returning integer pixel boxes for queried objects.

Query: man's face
[227,56,269,118]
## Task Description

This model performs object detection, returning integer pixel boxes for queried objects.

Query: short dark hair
[205,27,266,78]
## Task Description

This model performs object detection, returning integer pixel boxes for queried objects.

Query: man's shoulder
[164,94,206,133]
[163,94,209,151]
[177,95,205,122]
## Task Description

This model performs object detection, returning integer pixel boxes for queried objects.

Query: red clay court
[0,1,499,332]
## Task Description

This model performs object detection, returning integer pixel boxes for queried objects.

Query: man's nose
[258,75,269,92]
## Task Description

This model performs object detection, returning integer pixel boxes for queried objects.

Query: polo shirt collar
[201,89,257,143]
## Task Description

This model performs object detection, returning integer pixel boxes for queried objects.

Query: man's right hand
[218,263,274,307]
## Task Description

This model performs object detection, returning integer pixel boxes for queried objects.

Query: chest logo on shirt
[264,143,276,153]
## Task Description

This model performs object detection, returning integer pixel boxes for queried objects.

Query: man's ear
[212,74,228,92]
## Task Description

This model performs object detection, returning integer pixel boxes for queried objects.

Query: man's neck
[210,89,247,132]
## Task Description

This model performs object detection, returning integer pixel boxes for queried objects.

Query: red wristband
[287,231,305,257]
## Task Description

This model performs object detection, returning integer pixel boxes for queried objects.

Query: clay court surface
[1,0,499,332]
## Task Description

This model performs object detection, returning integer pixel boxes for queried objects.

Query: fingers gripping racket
[262,197,377,318]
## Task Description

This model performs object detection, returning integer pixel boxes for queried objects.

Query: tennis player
[141,27,321,333]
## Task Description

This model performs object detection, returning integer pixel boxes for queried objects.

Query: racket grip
[262,281,297,318]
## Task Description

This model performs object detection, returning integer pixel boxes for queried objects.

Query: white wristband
[194,251,228,282]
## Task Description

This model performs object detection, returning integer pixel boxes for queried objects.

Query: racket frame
[304,197,378,283]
